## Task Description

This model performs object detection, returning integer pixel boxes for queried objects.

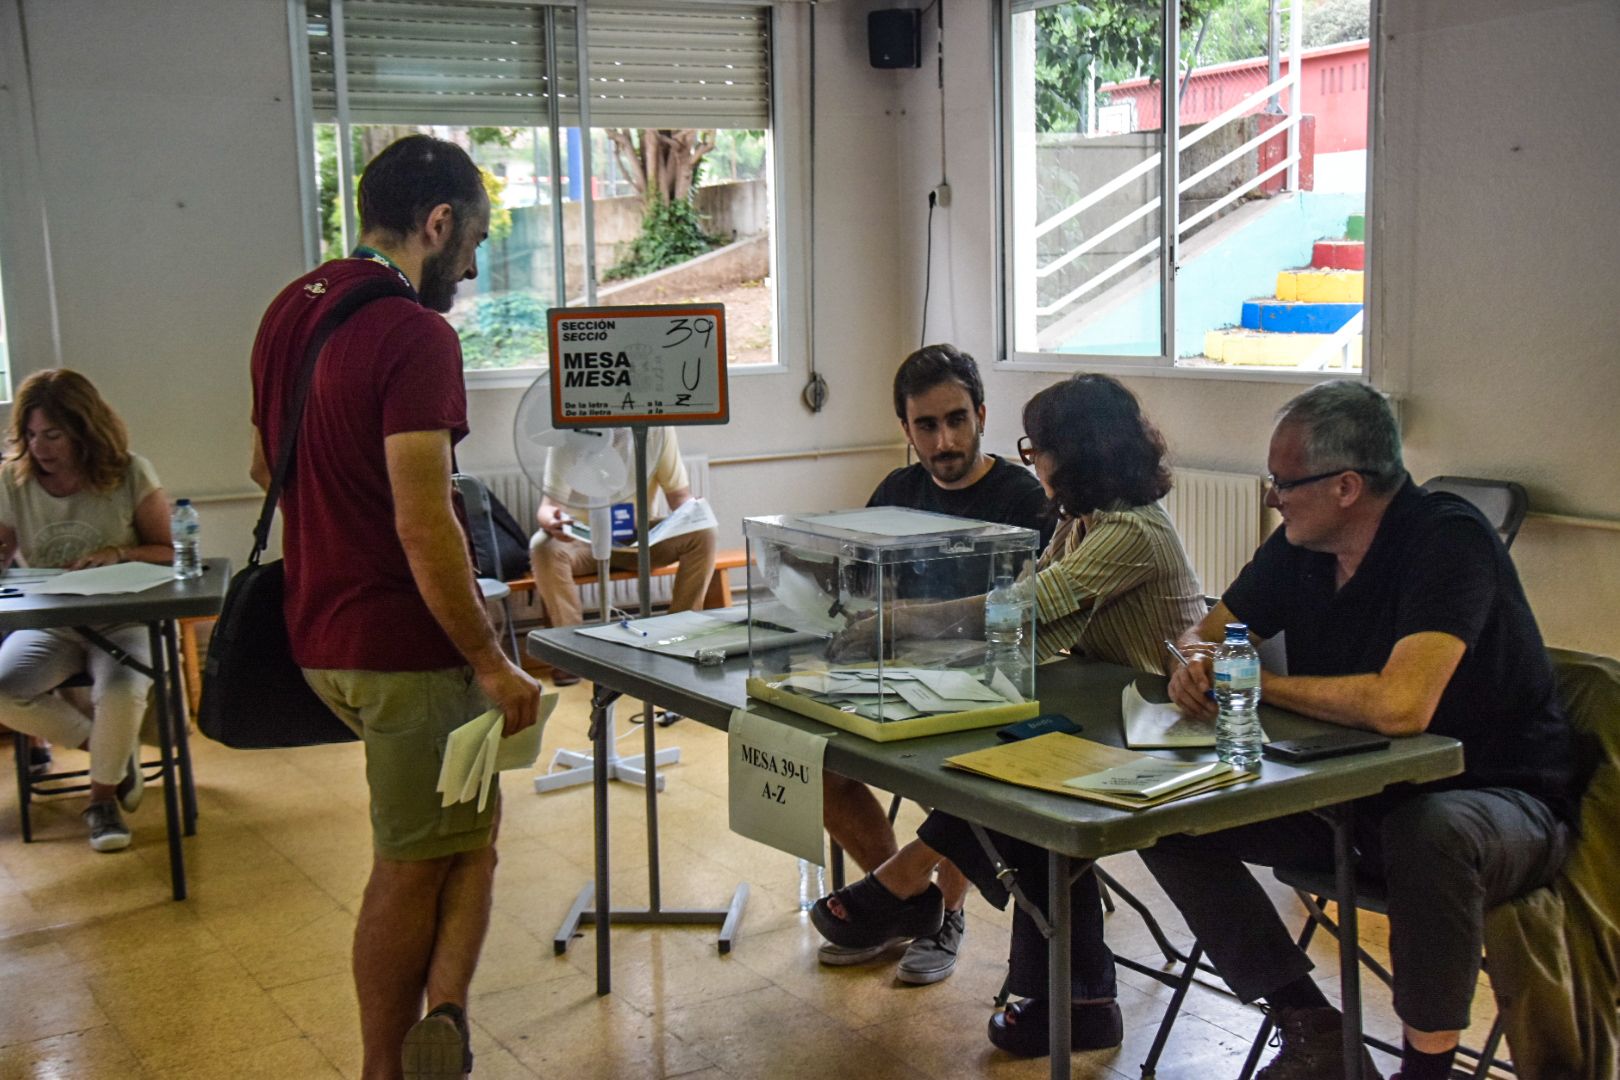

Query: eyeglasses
[1264,468,1379,495]
[1017,435,1037,466]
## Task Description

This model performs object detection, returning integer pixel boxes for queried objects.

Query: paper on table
[801,507,985,537]
[1063,758,1235,799]
[436,695,559,809]
[29,562,176,596]
[911,669,1008,703]
[1121,678,1220,749]
[989,669,1026,704]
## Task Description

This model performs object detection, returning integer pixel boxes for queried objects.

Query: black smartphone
[1262,732,1391,763]
[996,713,1082,742]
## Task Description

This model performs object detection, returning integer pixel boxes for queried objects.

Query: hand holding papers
[436,694,559,811]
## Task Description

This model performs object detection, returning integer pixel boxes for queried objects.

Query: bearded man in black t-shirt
[1154,380,1580,1080]
[822,344,1051,985]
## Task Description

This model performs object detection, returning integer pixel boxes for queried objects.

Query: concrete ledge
[597,234,769,306]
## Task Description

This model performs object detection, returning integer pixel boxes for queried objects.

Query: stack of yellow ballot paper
[945,732,1255,810]
[435,695,558,811]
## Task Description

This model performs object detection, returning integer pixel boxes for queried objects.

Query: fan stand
[551,425,749,970]
[532,552,681,794]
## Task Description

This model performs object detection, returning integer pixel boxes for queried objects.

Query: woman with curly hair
[0,369,173,852]
[815,374,1207,1057]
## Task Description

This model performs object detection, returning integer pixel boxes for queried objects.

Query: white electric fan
[512,374,680,793]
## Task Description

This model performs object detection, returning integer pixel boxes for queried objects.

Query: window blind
[308,0,771,130]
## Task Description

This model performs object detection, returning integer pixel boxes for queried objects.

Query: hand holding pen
[1164,639,1220,721]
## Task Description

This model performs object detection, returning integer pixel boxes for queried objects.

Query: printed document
[436,695,559,811]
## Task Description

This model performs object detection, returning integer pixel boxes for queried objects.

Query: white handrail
[1299,311,1364,371]
[1032,69,1297,243]
[1036,236,1161,317]
[1177,112,1297,196]
[1034,151,1161,240]
[1037,197,1161,279]
[1177,153,1295,235]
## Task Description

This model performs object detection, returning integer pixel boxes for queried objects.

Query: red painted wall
[1101,40,1369,154]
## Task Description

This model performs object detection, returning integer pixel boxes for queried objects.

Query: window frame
[994,0,1382,385]
[286,0,799,388]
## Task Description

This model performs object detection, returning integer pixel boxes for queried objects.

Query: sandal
[987,998,1122,1058]
[809,873,943,949]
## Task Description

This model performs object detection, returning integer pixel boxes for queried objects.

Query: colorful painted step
[1241,299,1361,334]
[1276,268,1364,303]
[1204,328,1364,367]
[1312,240,1365,271]
[1346,212,1365,241]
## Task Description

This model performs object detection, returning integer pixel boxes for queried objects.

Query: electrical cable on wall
[917,0,946,349]
[920,191,936,348]
[801,2,828,414]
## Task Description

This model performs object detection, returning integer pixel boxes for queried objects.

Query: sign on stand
[728,708,828,865]
[547,303,729,427]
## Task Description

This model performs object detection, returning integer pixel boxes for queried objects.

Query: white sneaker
[84,803,131,852]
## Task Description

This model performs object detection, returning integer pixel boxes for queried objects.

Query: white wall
[890,0,1620,656]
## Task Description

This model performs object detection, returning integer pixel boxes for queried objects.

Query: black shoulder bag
[198,277,414,748]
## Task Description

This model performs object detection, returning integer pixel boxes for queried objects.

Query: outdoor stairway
[1203,212,1365,366]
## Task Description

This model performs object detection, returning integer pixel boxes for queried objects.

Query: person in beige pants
[529,427,717,684]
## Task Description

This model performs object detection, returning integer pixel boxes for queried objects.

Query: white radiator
[474,455,711,618]
[1162,468,1265,597]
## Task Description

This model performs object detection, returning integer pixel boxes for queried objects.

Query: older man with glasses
[1151,380,1583,1080]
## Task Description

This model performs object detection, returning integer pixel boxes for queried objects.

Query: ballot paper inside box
[742,508,1041,741]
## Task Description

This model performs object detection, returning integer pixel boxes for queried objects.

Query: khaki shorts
[303,667,498,861]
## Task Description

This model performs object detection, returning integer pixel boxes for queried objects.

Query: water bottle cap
[176,498,191,506]
[1224,622,1248,639]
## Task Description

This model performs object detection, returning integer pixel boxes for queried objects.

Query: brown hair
[1021,374,1172,516]
[5,369,132,492]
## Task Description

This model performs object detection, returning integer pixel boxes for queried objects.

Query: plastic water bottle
[797,858,824,912]
[984,575,1031,691]
[1214,622,1263,769]
[171,499,202,580]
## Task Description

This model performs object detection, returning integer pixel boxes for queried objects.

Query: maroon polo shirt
[250,257,469,671]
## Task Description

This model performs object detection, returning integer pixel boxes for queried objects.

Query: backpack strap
[251,276,416,564]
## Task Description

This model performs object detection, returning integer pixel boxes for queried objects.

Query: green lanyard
[352,245,401,272]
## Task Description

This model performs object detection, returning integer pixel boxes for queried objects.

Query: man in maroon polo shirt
[250,136,540,1080]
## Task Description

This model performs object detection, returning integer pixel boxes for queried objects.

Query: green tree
[1033,0,1244,133]
[1303,0,1368,47]
[602,129,722,279]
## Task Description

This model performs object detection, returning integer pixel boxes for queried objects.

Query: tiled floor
[0,686,1512,1079]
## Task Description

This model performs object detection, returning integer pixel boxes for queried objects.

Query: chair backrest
[1423,475,1529,549]
[451,472,502,580]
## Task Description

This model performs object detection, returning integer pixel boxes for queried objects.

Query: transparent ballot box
[743,507,1041,741]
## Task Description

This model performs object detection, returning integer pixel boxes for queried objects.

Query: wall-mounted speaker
[868,9,921,69]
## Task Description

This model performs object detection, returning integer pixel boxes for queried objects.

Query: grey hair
[1275,380,1405,495]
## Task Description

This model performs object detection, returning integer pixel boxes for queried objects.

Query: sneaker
[83,802,131,853]
[550,667,582,688]
[403,1002,473,1079]
[116,752,144,813]
[1255,1006,1382,1080]
[897,907,965,984]
[817,937,910,967]
[27,742,52,776]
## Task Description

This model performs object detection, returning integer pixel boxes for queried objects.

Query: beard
[418,245,462,313]
[923,430,982,485]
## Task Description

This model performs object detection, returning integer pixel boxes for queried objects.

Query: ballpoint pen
[619,619,648,637]
[1164,639,1218,701]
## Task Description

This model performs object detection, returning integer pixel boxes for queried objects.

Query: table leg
[1331,804,1362,1080]
[162,622,197,834]
[148,624,186,901]
[1048,850,1072,1080]
[592,686,612,996]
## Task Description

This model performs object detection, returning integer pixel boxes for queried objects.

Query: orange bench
[178,548,747,714]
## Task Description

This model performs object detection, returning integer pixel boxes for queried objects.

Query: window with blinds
[307,0,771,129]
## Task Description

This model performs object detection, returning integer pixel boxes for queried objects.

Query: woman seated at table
[813,373,1207,1057]
[0,369,173,853]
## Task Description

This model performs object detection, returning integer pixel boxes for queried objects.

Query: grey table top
[529,626,1464,859]
[0,559,232,632]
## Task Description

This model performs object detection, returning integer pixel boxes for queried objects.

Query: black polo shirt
[1223,477,1578,821]
[866,456,1053,600]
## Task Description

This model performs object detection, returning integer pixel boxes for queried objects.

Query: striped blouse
[1022,500,1207,674]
